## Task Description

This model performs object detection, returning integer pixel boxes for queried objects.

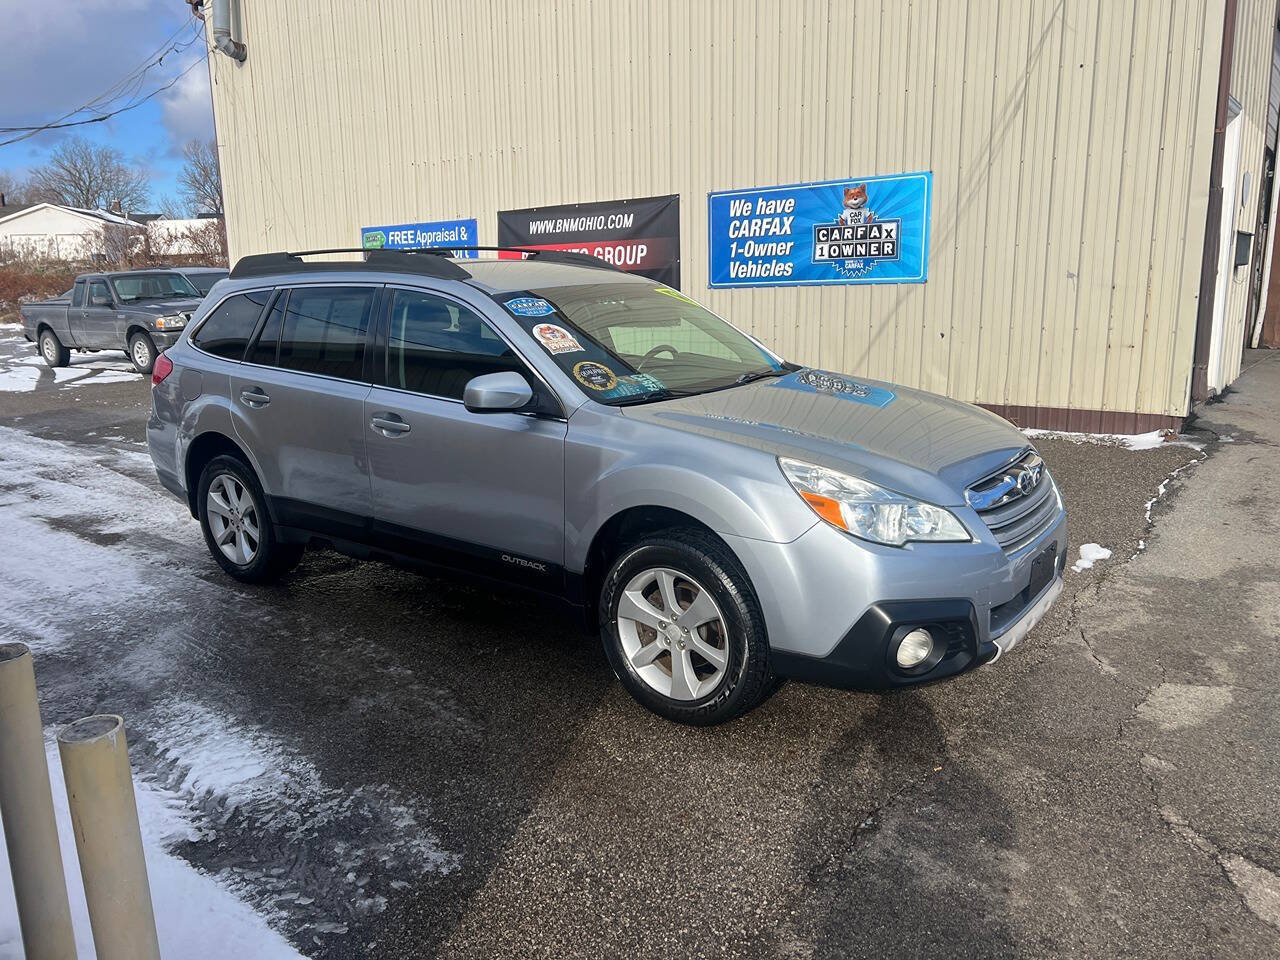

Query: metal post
[57,715,160,960]
[0,642,77,960]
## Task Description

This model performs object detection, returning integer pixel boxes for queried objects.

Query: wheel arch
[183,431,258,520]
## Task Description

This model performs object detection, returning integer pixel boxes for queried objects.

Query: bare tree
[0,170,26,207]
[178,139,223,215]
[26,136,150,212]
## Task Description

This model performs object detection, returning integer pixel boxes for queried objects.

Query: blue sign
[361,217,478,258]
[707,172,931,288]
[505,297,556,317]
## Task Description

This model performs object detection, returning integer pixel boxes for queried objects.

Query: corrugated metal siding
[1214,0,1276,390]
[207,0,1229,420]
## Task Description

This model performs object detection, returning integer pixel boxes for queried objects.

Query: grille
[967,451,1060,554]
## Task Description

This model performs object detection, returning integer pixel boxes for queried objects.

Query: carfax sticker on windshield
[505,297,556,317]
[773,368,896,407]
[532,323,584,355]
[573,360,619,391]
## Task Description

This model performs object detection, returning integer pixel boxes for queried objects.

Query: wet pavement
[1,324,1277,959]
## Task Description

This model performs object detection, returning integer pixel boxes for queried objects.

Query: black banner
[497,194,681,288]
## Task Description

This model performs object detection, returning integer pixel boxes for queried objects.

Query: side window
[72,280,86,308]
[386,289,526,400]
[191,290,271,360]
[245,290,285,366]
[88,280,111,307]
[277,286,374,381]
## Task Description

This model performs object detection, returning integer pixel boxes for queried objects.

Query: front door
[229,285,378,537]
[364,286,567,589]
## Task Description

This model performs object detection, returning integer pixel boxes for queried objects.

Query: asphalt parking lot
[1,323,1277,960]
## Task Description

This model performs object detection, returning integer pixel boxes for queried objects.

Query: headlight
[154,315,186,330]
[778,457,971,546]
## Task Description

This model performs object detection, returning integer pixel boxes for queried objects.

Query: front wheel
[197,455,303,583]
[599,529,774,725]
[128,332,157,374]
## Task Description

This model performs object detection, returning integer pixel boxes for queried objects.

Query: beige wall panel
[209,0,1230,420]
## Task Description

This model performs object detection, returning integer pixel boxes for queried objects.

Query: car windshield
[502,282,786,405]
[110,272,200,302]
[188,271,228,295]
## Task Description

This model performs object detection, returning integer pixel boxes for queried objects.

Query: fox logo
[838,184,874,226]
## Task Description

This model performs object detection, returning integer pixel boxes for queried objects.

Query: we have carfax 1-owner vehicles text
[146,248,1066,724]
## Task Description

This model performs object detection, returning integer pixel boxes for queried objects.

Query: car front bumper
[721,500,1068,690]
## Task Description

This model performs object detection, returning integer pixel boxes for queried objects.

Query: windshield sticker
[532,323,584,355]
[505,297,556,317]
[774,369,896,408]
[628,372,666,391]
[600,373,666,399]
[654,287,700,307]
[573,360,619,391]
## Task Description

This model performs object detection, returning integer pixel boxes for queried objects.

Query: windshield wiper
[609,388,681,406]
[734,368,788,386]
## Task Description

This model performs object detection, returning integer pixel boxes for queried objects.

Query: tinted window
[189,271,227,295]
[88,281,111,306]
[71,281,86,308]
[246,291,285,366]
[386,289,526,400]
[192,291,270,360]
[277,286,374,380]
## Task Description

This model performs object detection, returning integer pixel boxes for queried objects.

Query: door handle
[240,387,270,408]
[370,414,411,437]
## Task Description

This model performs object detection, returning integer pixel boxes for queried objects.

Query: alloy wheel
[42,336,56,363]
[206,473,260,565]
[133,339,151,368]
[616,566,730,700]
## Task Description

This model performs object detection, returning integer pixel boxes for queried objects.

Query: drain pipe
[211,0,246,62]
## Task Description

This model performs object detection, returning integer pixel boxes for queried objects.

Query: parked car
[146,248,1067,724]
[22,269,203,374]
[174,266,230,296]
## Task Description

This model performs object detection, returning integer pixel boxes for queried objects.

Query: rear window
[192,291,271,360]
[277,286,374,381]
[189,271,228,295]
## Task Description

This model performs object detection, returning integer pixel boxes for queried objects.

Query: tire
[128,332,158,374]
[39,329,70,368]
[599,528,773,725]
[196,454,303,583]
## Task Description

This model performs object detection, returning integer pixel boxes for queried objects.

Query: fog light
[896,628,935,669]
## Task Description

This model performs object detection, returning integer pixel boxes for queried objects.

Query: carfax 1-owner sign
[707,172,931,287]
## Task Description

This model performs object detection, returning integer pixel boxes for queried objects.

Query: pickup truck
[22,269,204,374]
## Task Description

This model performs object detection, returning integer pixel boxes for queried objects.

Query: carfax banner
[361,217,479,258]
[498,194,681,287]
[707,172,931,288]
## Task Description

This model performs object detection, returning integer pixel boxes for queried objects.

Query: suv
[147,248,1067,724]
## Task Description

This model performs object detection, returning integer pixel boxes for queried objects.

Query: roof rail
[228,247,471,281]
[228,244,620,282]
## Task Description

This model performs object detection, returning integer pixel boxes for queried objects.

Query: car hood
[620,368,1031,506]
[123,298,202,315]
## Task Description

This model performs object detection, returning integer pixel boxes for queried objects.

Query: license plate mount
[1028,545,1056,598]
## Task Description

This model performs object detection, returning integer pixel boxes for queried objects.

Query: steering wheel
[638,343,680,371]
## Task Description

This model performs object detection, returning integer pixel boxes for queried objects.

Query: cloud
[159,57,215,151]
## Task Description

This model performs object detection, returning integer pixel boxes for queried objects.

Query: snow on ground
[0,425,457,949]
[1025,427,1204,452]
[1072,543,1113,572]
[0,354,140,392]
[0,739,305,960]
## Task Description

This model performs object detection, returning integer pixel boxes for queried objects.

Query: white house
[0,203,142,260]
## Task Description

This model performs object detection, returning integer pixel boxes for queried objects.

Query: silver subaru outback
[147,248,1066,725]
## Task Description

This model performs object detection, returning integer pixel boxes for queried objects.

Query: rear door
[364,285,567,586]
[230,284,378,538]
[64,280,88,345]
[76,279,116,348]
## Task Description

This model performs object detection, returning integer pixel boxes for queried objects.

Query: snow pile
[0,740,305,960]
[1024,427,1203,452]
[0,350,140,392]
[1071,543,1113,572]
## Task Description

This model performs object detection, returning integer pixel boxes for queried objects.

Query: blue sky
[0,0,214,212]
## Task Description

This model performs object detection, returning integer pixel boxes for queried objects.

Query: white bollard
[0,642,77,960]
[58,715,160,960]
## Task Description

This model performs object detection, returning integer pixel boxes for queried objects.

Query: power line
[0,17,204,143]
[0,54,208,149]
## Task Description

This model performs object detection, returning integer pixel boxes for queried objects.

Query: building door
[1208,100,1244,394]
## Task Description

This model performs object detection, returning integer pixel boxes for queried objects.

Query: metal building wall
[1215,0,1276,390]
[207,0,1228,427]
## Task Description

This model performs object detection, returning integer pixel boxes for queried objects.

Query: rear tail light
[152,353,174,386]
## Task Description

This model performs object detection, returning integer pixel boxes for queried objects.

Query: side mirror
[463,371,533,413]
